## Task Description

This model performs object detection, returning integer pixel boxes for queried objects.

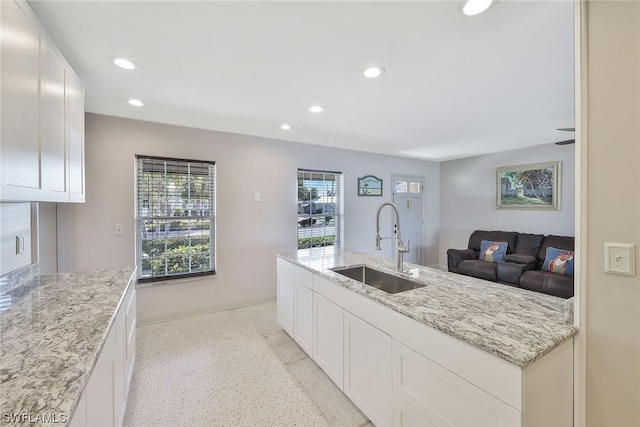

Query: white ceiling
[29,1,575,162]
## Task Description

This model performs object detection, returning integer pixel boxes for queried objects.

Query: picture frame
[358,175,383,196]
[496,161,561,210]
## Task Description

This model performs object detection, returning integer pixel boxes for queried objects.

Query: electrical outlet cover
[604,242,636,276]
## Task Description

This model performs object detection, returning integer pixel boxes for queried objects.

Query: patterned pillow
[542,247,575,276]
[479,240,508,263]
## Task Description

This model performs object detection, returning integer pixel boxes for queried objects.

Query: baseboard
[137,298,277,326]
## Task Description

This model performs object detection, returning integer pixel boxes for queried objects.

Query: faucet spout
[375,202,409,271]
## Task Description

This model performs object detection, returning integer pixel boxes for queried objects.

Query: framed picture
[358,175,383,196]
[496,161,561,210]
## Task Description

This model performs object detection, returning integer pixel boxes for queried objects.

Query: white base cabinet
[313,293,344,388]
[344,312,393,427]
[276,257,574,427]
[276,258,294,336]
[294,282,313,355]
[70,280,136,427]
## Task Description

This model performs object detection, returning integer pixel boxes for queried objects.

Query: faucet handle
[400,239,410,253]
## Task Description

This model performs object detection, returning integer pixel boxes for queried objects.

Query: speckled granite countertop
[278,248,577,368]
[0,268,135,426]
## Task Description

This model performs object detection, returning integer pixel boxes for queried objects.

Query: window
[136,155,216,282]
[297,169,343,250]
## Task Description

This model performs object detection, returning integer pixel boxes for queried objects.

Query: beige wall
[585,1,640,425]
[62,114,439,324]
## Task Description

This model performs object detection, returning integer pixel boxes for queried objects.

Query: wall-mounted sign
[358,175,383,196]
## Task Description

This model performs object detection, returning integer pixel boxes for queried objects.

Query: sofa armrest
[497,261,533,286]
[503,254,538,269]
[447,248,478,272]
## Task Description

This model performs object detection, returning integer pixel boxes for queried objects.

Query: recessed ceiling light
[109,57,138,70]
[308,105,325,113]
[128,99,145,107]
[280,124,291,130]
[362,66,385,79]
[462,0,493,16]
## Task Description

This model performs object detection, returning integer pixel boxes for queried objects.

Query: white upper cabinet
[67,69,85,203]
[40,37,68,201]
[1,0,42,200]
[0,0,85,203]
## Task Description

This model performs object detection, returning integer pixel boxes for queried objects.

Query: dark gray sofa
[447,230,574,299]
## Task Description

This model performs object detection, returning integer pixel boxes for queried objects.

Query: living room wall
[438,142,575,268]
[47,113,439,324]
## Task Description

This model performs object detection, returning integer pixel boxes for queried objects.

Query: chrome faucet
[375,202,410,272]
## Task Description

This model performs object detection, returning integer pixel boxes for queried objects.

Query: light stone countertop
[278,248,577,368]
[0,268,135,426]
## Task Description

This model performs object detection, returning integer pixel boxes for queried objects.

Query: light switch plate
[604,242,635,276]
[114,224,124,236]
[254,192,261,202]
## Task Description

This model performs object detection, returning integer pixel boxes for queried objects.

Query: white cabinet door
[113,305,126,426]
[294,281,313,356]
[125,284,137,394]
[392,340,521,427]
[66,69,85,203]
[40,37,68,201]
[68,390,87,427]
[343,312,393,427]
[393,394,436,427]
[313,292,344,388]
[276,258,295,337]
[86,325,115,427]
[0,0,42,201]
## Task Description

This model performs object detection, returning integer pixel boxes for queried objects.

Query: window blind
[136,155,216,282]
[297,169,344,250]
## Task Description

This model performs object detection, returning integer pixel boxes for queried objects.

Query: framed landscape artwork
[496,161,561,210]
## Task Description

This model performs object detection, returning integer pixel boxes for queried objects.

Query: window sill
[136,271,216,288]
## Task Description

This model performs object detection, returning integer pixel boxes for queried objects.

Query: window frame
[297,168,344,251]
[135,154,216,283]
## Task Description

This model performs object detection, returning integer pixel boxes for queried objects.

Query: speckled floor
[123,301,370,427]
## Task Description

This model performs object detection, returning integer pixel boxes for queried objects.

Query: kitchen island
[277,248,577,427]
[0,268,136,426]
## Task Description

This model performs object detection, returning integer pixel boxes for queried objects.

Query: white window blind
[297,169,343,250]
[136,155,216,282]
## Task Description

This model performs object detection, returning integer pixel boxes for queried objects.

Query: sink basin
[332,266,425,294]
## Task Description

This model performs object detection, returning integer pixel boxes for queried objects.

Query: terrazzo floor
[123,301,371,427]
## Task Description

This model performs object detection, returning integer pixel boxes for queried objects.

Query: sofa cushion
[520,270,574,298]
[479,240,508,262]
[514,233,545,257]
[468,230,519,254]
[457,260,498,282]
[496,262,529,286]
[542,247,575,276]
[537,235,575,268]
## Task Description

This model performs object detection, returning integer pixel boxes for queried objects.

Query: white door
[391,174,424,265]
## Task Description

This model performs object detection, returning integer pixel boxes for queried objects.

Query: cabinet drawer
[293,265,313,289]
[393,340,521,427]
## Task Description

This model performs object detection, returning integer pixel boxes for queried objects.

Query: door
[391,174,424,265]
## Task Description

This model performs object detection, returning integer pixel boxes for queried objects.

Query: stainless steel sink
[332,266,425,294]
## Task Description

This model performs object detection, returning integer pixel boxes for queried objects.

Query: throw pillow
[542,247,575,276]
[479,240,508,263]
